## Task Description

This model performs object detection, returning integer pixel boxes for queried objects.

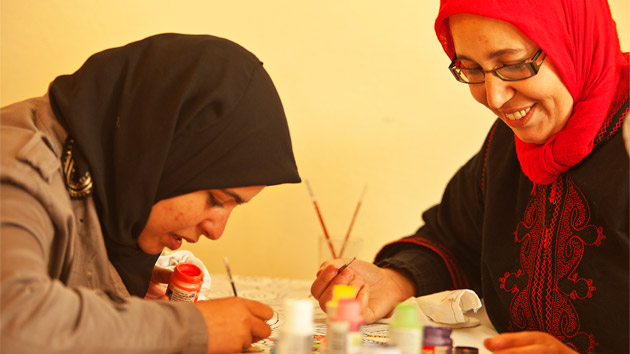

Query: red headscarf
[435,0,629,185]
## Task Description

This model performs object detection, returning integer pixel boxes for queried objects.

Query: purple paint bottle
[421,326,452,354]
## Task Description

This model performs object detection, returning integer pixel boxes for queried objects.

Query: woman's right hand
[310,258,415,324]
[193,297,273,354]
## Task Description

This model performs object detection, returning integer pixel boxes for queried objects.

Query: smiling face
[449,14,574,144]
[136,185,264,254]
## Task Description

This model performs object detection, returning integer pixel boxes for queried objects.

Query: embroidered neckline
[61,137,93,198]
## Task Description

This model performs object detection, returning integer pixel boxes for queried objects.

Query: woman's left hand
[144,265,173,300]
[484,331,578,354]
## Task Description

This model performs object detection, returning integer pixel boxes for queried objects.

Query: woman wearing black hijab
[1,33,300,354]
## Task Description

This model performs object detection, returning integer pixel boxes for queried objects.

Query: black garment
[49,33,301,296]
[376,94,629,353]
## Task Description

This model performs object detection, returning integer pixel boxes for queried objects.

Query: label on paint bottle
[167,286,198,302]
[422,346,451,354]
[390,327,422,354]
[328,321,362,354]
[276,299,313,354]
[388,303,423,354]
[327,298,363,354]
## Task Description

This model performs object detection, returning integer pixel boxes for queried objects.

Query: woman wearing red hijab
[311,0,628,352]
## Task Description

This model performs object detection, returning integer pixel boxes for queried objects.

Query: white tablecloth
[204,274,498,353]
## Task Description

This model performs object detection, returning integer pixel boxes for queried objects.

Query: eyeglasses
[449,48,546,84]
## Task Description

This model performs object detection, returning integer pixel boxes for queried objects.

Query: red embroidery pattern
[499,175,605,353]
[595,66,628,144]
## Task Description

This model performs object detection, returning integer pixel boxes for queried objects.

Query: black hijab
[49,33,301,296]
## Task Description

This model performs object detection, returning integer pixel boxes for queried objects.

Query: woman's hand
[194,297,273,354]
[144,266,172,300]
[310,258,415,323]
[484,331,578,354]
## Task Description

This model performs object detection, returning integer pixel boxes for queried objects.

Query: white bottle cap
[282,299,313,335]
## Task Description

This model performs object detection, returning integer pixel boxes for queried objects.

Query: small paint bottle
[327,299,363,354]
[421,326,453,354]
[388,303,422,354]
[167,262,203,303]
[276,299,313,354]
[322,285,356,353]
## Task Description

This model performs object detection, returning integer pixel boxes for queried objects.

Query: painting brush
[336,256,357,274]
[308,257,358,299]
[305,179,337,259]
[339,186,367,258]
[223,256,238,297]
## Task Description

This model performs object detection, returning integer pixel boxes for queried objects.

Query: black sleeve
[375,244,453,297]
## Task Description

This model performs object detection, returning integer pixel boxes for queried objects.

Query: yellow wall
[2,1,628,280]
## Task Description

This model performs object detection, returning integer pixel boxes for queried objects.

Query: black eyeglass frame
[449,48,546,84]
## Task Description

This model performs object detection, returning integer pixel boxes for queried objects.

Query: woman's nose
[484,74,513,110]
[200,206,234,240]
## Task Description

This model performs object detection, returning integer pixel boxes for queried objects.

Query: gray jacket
[1,95,207,354]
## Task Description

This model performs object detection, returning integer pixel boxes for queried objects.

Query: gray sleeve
[1,183,208,354]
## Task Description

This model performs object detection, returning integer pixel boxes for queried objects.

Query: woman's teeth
[505,107,531,120]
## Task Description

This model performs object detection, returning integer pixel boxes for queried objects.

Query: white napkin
[415,289,482,328]
[156,250,212,300]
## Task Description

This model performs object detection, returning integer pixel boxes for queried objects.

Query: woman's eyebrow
[488,48,525,59]
[456,48,525,61]
[220,189,244,204]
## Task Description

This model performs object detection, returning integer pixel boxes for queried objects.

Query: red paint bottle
[167,263,203,303]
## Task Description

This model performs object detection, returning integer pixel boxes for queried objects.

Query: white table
[203,274,497,353]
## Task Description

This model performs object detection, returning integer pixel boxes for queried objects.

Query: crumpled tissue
[415,289,482,328]
[156,250,212,300]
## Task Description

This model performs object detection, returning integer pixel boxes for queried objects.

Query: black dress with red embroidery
[375,93,629,353]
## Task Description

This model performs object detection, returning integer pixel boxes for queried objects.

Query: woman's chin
[513,129,552,145]
[137,242,165,255]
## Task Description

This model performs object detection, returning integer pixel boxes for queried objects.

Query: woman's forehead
[448,14,535,55]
